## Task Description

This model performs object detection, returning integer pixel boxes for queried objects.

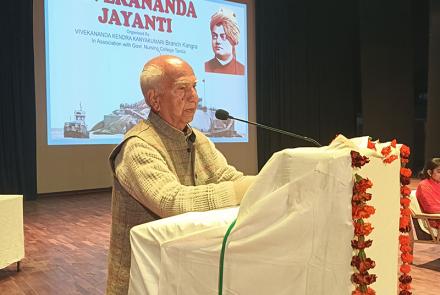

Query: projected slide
[45,0,248,145]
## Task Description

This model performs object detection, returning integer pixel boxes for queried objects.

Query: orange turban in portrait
[210,8,240,46]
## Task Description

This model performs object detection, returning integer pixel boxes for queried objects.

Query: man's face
[157,61,199,131]
[211,24,233,61]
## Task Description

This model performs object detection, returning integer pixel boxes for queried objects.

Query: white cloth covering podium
[128,136,401,295]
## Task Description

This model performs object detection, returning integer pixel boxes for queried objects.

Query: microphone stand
[230,116,322,147]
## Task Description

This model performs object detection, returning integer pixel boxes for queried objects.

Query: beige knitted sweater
[106,112,243,295]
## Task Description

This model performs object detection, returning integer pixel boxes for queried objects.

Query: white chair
[409,191,440,244]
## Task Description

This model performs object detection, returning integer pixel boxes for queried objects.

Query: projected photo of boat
[63,104,89,139]
[89,99,242,138]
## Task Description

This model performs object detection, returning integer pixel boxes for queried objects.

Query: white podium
[128,136,401,295]
[0,195,24,270]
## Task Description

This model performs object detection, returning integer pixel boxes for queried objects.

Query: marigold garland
[351,151,376,295]
[398,144,412,295]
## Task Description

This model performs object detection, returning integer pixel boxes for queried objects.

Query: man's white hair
[139,64,164,106]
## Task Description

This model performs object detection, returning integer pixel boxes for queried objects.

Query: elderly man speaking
[106,55,254,295]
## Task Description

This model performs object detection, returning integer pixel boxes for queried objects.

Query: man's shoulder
[193,128,208,142]
[124,120,152,139]
[192,128,216,148]
[110,120,157,158]
[109,120,153,164]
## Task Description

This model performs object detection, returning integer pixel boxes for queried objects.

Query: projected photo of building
[86,99,243,138]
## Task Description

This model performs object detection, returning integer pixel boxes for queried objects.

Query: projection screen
[34,0,257,193]
[45,0,249,145]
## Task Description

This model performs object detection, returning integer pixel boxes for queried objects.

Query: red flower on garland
[401,207,411,217]
[400,175,411,185]
[399,274,413,284]
[351,239,373,250]
[367,139,376,151]
[399,283,412,291]
[400,264,411,274]
[354,178,373,193]
[352,192,373,202]
[399,234,411,245]
[400,158,409,164]
[354,222,374,236]
[400,244,412,253]
[358,259,376,273]
[351,273,377,285]
[353,204,376,220]
[400,198,411,207]
[351,256,376,273]
[401,252,413,264]
[381,146,392,157]
[351,151,370,168]
[399,284,412,291]
[399,216,411,232]
[400,186,411,197]
[384,154,398,163]
[400,168,412,178]
[400,145,410,158]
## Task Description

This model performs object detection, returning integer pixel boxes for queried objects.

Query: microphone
[214,109,322,147]
[215,109,231,121]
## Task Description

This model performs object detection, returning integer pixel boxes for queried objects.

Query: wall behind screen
[34,0,257,193]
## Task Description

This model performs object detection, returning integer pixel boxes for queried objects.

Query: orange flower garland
[351,151,376,295]
[398,144,412,295]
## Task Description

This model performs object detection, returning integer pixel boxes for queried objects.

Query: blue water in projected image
[44,0,248,145]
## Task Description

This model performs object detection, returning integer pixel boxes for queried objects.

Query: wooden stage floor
[0,191,439,294]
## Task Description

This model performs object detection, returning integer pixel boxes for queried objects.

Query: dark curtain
[413,0,430,171]
[0,1,37,200]
[359,0,415,160]
[255,0,360,169]
[426,0,440,160]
